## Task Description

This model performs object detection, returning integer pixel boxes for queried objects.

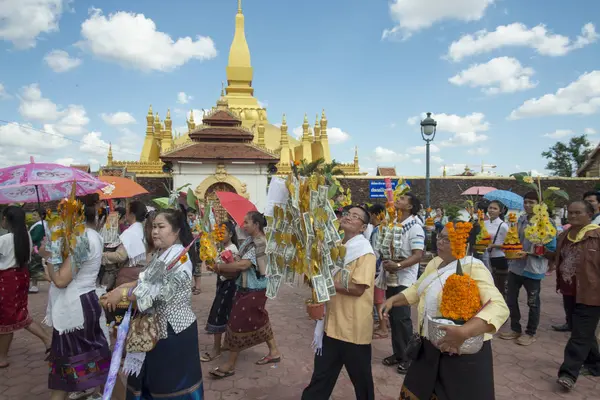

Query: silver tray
[427,316,484,355]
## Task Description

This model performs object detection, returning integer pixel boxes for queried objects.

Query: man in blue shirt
[500,191,556,346]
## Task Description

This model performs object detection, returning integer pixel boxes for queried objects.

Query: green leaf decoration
[153,197,170,209]
[510,172,537,190]
[186,188,198,211]
[552,189,569,200]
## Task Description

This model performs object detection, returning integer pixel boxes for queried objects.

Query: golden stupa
[108,0,360,176]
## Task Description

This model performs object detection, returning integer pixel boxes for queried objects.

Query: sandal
[192,287,201,295]
[255,355,281,365]
[209,367,235,379]
[382,355,399,366]
[557,375,575,390]
[200,352,221,362]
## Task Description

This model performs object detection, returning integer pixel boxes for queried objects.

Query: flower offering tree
[502,212,524,259]
[473,210,491,253]
[511,172,567,254]
[265,163,351,317]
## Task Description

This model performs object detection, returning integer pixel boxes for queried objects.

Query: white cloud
[258,100,268,109]
[44,49,82,72]
[467,147,489,155]
[530,169,547,177]
[411,158,422,164]
[326,127,350,144]
[407,144,440,154]
[17,84,89,135]
[77,8,217,72]
[101,111,136,126]
[54,157,76,166]
[374,147,409,164]
[187,109,206,121]
[431,155,444,164]
[585,128,597,135]
[407,112,490,147]
[382,0,493,40]
[509,71,600,119]
[18,84,60,121]
[447,22,598,62]
[0,0,66,49]
[449,57,536,94]
[177,92,192,104]
[0,122,69,152]
[543,129,574,139]
[440,164,467,175]
[80,131,109,156]
[0,83,10,99]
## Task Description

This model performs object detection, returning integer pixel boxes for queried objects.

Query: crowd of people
[0,188,599,399]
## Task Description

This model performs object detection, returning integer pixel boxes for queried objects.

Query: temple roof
[377,167,397,176]
[161,142,278,163]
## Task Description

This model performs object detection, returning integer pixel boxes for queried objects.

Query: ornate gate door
[205,182,236,224]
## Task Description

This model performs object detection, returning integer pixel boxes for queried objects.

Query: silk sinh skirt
[0,267,33,333]
[225,287,273,352]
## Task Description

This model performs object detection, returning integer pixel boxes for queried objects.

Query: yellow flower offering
[524,203,556,245]
[440,273,481,322]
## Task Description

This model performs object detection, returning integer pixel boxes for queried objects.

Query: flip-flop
[255,355,281,365]
[209,367,235,379]
[192,287,201,295]
[200,352,221,362]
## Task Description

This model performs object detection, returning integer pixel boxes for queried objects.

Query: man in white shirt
[381,192,425,374]
[583,191,600,225]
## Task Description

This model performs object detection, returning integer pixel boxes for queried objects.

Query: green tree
[541,134,592,176]
[297,158,345,176]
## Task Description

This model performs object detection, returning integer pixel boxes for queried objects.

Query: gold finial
[154,112,159,122]
[148,105,153,116]
[321,109,326,120]
[303,113,309,124]
[166,108,171,119]
[354,146,359,159]
[315,114,320,127]
[221,81,225,96]
[107,142,113,165]
[238,0,242,13]
[282,113,287,126]
[189,109,195,122]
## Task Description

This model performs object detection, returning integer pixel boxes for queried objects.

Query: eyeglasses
[341,211,367,224]
[436,235,450,243]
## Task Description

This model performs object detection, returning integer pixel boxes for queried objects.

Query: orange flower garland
[440,274,481,321]
[445,221,472,260]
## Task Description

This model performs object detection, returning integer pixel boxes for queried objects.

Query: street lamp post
[420,112,437,210]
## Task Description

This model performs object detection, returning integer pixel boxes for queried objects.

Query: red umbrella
[461,186,497,196]
[216,191,257,225]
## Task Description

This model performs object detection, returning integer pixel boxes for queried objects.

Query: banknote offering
[312,274,330,303]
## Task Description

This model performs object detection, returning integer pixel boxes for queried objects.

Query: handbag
[126,313,159,353]
[405,318,425,360]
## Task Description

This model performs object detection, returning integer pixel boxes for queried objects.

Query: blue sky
[0,0,599,177]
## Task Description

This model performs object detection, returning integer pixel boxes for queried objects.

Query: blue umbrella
[483,190,524,210]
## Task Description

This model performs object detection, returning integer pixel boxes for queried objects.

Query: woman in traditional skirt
[28,208,49,293]
[38,198,111,399]
[383,223,509,400]
[0,206,51,369]
[102,208,203,399]
[201,221,239,362]
[209,211,281,379]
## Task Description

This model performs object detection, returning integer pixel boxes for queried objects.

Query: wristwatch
[397,262,402,269]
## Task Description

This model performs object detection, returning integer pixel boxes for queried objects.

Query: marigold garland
[445,221,472,260]
[440,273,481,321]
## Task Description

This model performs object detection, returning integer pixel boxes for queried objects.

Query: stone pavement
[1,274,600,399]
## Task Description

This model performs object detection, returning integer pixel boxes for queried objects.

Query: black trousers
[562,295,576,329]
[559,304,600,381]
[506,272,542,336]
[387,285,413,362]
[490,256,508,298]
[302,335,374,400]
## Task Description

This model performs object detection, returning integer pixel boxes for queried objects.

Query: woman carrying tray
[383,221,508,400]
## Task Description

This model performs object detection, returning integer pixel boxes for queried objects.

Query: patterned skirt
[126,321,204,399]
[48,290,111,392]
[225,288,273,352]
[399,339,494,400]
[0,267,32,333]
[205,278,237,334]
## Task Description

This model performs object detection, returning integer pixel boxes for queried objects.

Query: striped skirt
[48,290,111,392]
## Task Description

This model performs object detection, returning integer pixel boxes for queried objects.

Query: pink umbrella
[0,157,107,204]
[461,186,497,196]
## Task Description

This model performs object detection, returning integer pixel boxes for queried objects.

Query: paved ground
[1,273,599,399]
